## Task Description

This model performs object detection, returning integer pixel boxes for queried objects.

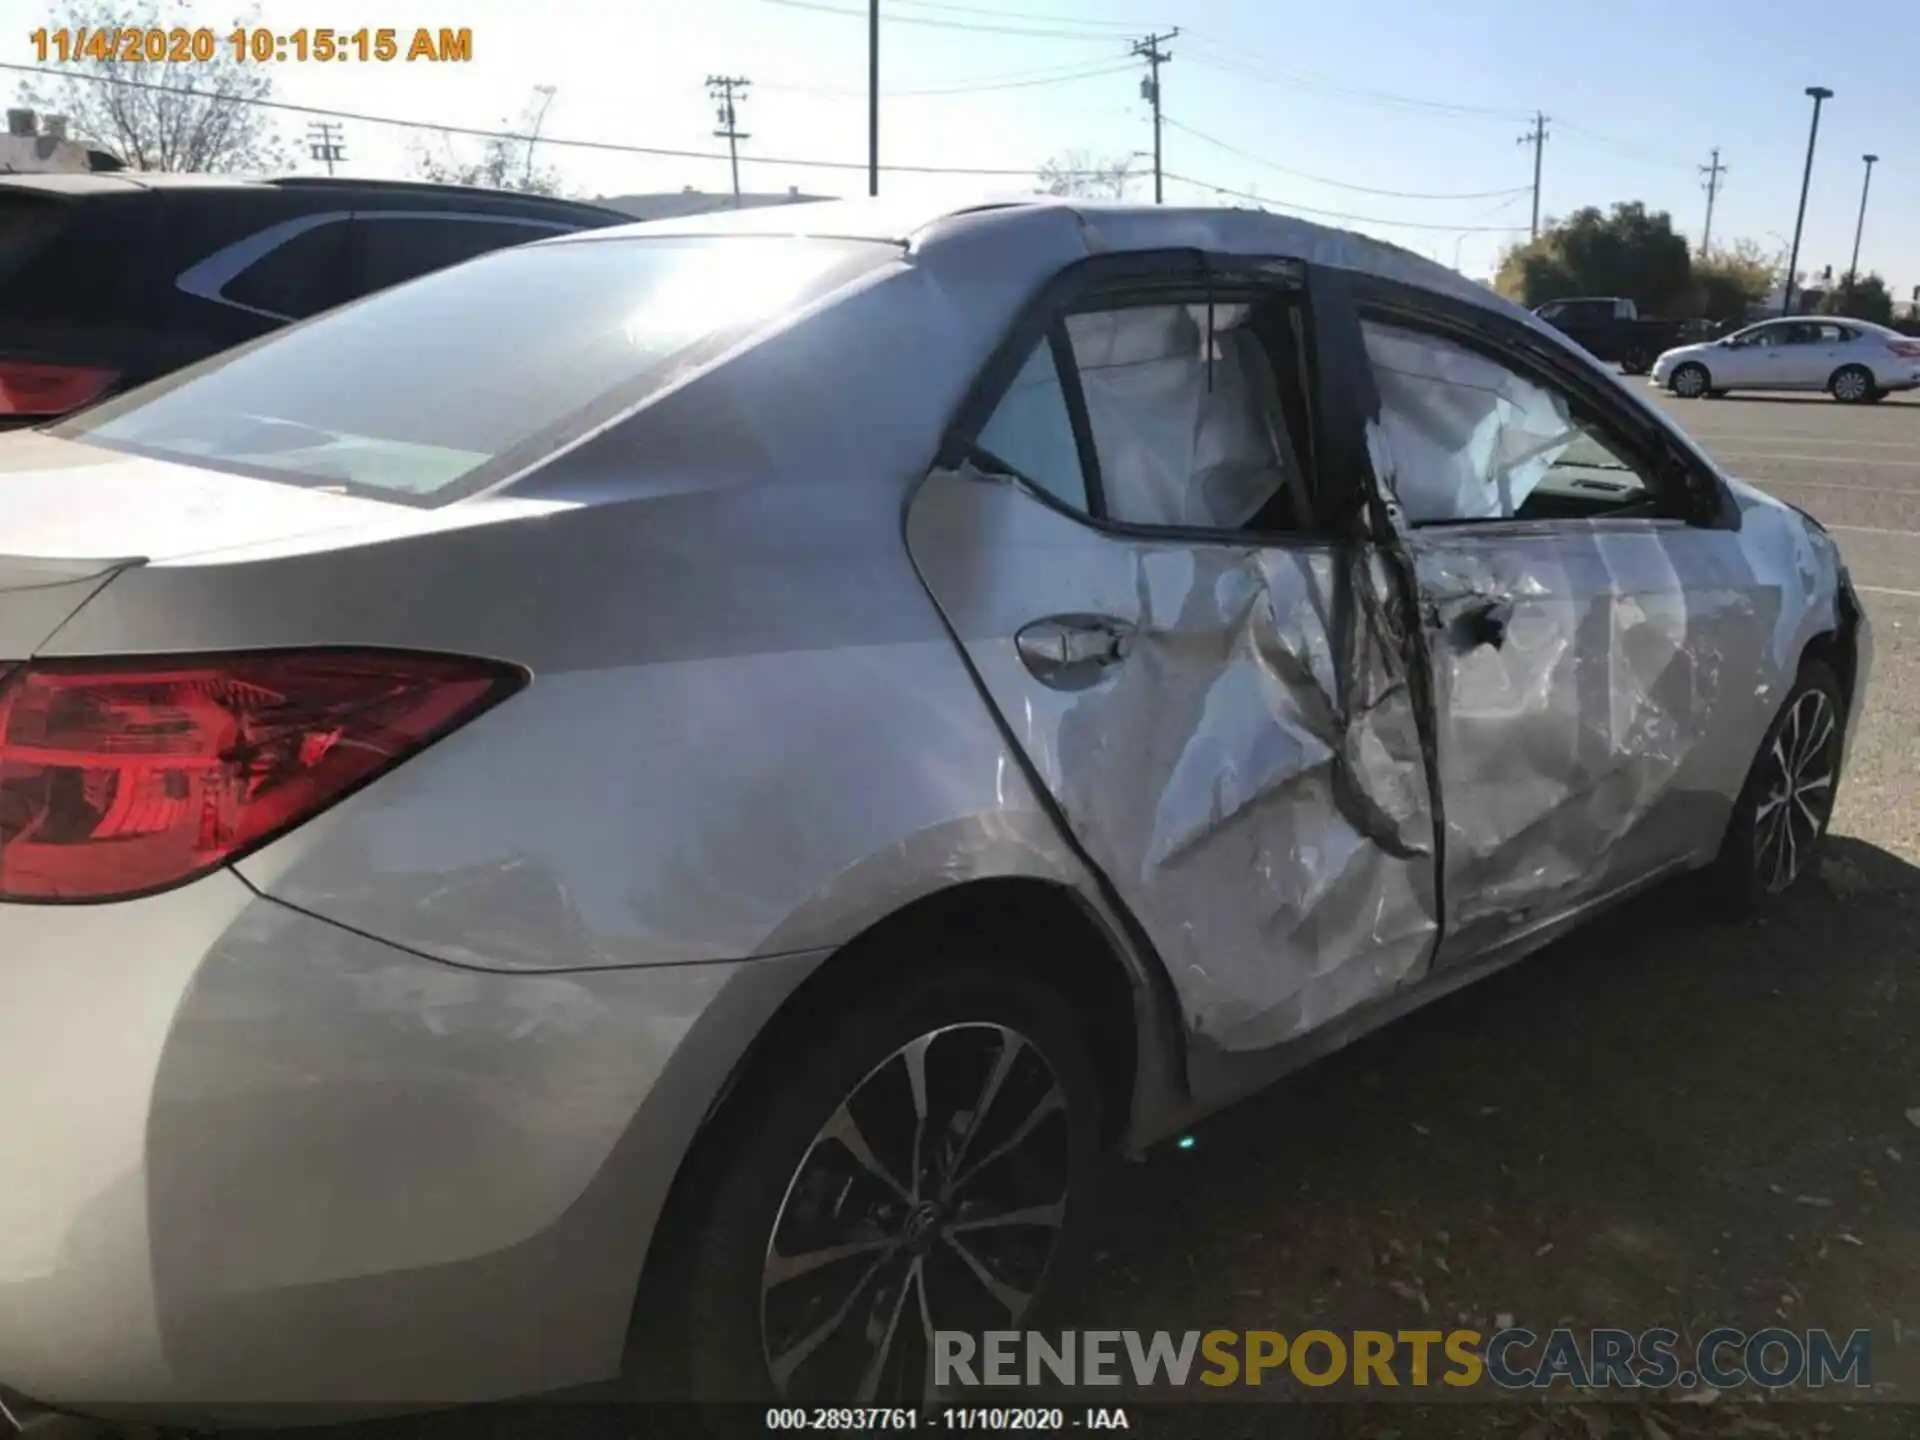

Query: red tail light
[0,650,524,902]
[1890,341,1920,359]
[0,360,119,417]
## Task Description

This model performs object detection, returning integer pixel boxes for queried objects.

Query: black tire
[1622,348,1653,376]
[1830,364,1876,404]
[672,959,1105,1407]
[1709,659,1846,911]
[1670,362,1711,398]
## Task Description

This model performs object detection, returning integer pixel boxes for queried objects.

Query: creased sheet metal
[1402,519,1763,957]
[907,468,1436,1054]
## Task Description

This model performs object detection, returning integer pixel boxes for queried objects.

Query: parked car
[1531,295,1694,374]
[1653,316,1920,402]
[0,172,629,428]
[0,198,1870,1420]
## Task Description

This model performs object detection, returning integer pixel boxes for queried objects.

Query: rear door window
[344,214,569,298]
[0,192,70,290]
[220,220,352,319]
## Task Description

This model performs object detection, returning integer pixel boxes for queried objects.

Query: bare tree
[15,0,288,172]
[1035,149,1135,200]
[410,88,563,195]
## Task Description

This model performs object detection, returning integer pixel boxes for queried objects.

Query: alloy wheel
[759,1022,1072,1402]
[1673,365,1707,398]
[1751,687,1838,893]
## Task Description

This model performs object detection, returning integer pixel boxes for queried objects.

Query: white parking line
[1684,434,1920,451]
[1748,477,1919,496]
[1709,449,1920,469]
[1858,584,1920,599]
[1827,523,1920,538]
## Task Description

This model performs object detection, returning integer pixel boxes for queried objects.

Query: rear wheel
[674,961,1104,1405]
[1622,347,1654,376]
[1670,362,1710,398]
[1830,364,1875,404]
[1711,660,1845,909]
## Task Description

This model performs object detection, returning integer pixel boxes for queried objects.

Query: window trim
[176,209,577,322]
[1346,273,1739,532]
[939,248,1338,549]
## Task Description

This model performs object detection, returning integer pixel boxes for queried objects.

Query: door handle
[1015,614,1134,689]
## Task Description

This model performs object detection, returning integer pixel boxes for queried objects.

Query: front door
[907,255,1438,1063]
[1348,284,1769,965]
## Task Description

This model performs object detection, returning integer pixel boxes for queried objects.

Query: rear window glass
[60,234,896,504]
[0,194,71,288]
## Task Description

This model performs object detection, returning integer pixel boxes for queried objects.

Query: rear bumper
[0,873,820,1420]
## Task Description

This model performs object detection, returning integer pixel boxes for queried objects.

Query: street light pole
[1781,85,1833,317]
[1844,153,1879,302]
[867,0,879,197]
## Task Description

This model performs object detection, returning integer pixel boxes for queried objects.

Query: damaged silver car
[0,197,1871,1422]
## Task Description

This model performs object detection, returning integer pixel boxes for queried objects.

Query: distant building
[592,185,829,222]
[0,108,124,174]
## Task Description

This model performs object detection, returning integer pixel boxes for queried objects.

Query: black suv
[0,173,630,426]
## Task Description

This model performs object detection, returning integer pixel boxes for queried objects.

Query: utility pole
[1131,29,1177,204]
[306,120,345,176]
[1517,111,1548,240]
[1782,85,1833,317]
[1699,147,1727,255]
[1844,152,1879,302]
[525,84,557,188]
[707,76,751,205]
[867,0,879,196]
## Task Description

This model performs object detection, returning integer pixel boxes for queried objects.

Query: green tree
[1493,201,1692,313]
[1818,272,1895,326]
[1690,239,1776,324]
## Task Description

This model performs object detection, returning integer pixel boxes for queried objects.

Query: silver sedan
[0,198,1871,1421]
[1653,316,1920,402]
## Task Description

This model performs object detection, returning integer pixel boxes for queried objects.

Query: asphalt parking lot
[192,393,1920,1440]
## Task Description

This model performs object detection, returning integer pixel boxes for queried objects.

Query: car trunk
[0,430,404,657]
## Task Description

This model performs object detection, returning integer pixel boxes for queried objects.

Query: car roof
[576,193,1525,330]
[0,171,628,221]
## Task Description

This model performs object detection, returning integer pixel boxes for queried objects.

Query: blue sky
[12,0,1918,292]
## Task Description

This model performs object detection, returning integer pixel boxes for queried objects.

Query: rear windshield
[59,233,897,504]
[0,192,72,289]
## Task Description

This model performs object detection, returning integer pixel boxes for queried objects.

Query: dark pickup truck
[1531,297,1694,375]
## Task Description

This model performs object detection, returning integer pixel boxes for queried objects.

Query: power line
[1179,40,1530,121]
[883,0,1141,29]
[1553,118,1692,171]
[0,61,1118,177]
[758,58,1134,97]
[761,0,1129,43]
[1165,172,1533,232]
[1162,116,1530,201]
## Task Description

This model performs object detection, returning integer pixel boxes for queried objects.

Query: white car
[1652,317,1920,403]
